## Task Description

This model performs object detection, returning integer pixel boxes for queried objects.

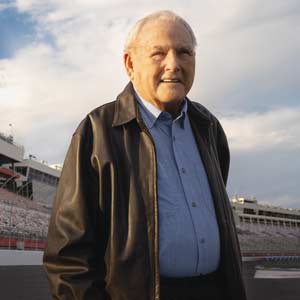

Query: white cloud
[221,107,300,151]
[1,0,298,156]
[267,195,300,210]
[227,146,300,209]
[0,0,299,208]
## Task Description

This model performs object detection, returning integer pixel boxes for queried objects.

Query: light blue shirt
[135,92,221,277]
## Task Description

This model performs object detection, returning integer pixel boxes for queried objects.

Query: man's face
[124,20,196,111]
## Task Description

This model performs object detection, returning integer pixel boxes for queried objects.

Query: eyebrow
[149,45,193,51]
[150,46,167,51]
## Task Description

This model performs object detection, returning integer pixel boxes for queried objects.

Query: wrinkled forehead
[138,44,195,55]
[134,19,194,48]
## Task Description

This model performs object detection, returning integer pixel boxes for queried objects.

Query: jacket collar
[112,82,211,127]
[186,97,213,127]
[112,82,139,127]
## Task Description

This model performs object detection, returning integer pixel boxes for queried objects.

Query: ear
[124,52,134,81]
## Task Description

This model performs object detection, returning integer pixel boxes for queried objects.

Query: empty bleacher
[0,188,50,240]
[1,185,300,255]
[237,222,300,255]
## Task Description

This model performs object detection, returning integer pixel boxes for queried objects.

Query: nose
[164,50,180,72]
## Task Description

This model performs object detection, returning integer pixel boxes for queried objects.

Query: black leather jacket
[43,83,247,300]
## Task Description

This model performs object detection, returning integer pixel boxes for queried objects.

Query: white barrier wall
[0,250,43,265]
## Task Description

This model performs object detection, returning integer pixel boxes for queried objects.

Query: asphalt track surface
[0,262,299,300]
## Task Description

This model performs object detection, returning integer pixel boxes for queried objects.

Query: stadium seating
[1,186,300,254]
[237,223,300,254]
[0,188,50,239]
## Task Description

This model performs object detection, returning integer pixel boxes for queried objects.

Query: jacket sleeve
[43,118,108,300]
[214,120,247,298]
[215,119,230,186]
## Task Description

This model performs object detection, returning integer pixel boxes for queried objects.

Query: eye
[151,51,165,59]
[177,48,193,57]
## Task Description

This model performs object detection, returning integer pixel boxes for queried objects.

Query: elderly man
[43,10,247,300]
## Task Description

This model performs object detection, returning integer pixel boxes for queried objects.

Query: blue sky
[0,6,35,58]
[0,0,299,208]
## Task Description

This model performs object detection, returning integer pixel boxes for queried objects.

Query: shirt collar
[134,88,187,129]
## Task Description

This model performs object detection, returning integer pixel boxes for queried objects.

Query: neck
[132,86,184,119]
[161,101,183,119]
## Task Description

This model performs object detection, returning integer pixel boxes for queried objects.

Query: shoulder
[74,100,117,137]
[188,100,225,136]
[188,99,228,150]
[188,100,218,123]
[188,100,230,182]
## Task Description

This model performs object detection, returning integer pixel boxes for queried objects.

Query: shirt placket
[171,118,202,275]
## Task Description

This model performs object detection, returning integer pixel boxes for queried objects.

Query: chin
[163,97,182,103]
[161,93,185,103]
[162,87,185,99]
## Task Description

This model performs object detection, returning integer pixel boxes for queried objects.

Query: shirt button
[200,238,205,243]
[172,136,176,142]
[181,168,186,174]
[192,201,197,207]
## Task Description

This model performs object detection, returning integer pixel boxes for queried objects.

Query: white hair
[124,10,197,53]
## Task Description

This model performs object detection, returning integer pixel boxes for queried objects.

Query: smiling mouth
[161,79,181,83]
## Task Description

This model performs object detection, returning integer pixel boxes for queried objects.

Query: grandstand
[0,131,60,206]
[0,188,50,236]
[1,134,300,300]
[0,131,299,257]
[0,187,50,250]
[237,224,300,256]
[232,197,300,257]
[0,132,58,250]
